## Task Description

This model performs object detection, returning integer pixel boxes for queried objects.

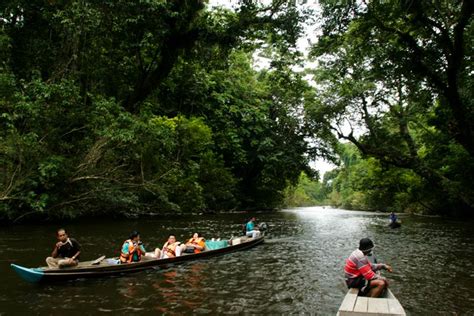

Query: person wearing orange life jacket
[120,231,147,263]
[160,235,186,259]
[184,233,206,254]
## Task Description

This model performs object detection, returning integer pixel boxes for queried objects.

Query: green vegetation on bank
[283,172,328,207]
[284,144,430,214]
[0,1,312,222]
[1,1,472,222]
[300,1,473,217]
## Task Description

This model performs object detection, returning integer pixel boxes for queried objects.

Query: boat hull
[11,236,264,283]
[337,288,406,316]
[11,264,44,283]
[388,222,401,229]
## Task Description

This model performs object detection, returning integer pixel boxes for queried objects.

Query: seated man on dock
[120,231,147,263]
[46,228,81,268]
[344,238,392,297]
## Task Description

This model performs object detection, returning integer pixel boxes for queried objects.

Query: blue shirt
[246,221,255,232]
[389,213,397,223]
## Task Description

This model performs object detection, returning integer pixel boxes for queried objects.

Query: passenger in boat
[46,228,81,268]
[119,231,147,263]
[389,212,398,224]
[160,235,186,259]
[344,238,393,298]
[245,217,261,239]
[144,247,162,259]
[184,233,206,254]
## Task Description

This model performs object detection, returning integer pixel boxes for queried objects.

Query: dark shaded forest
[1,1,472,222]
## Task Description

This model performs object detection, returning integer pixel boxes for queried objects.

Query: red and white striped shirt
[344,249,384,281]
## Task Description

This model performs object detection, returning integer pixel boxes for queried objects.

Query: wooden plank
[338,289,359,315]
[353,296,368,313]
[338,288,405,316]
[348,288,360,295]
[367,297,389,314]
[91,255,106,265]
[387,299,406,316]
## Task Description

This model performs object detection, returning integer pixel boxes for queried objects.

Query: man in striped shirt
[344,238,392,297]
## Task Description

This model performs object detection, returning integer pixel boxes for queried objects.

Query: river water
[1,207,473,315]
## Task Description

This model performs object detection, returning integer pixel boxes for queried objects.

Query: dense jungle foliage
[287,0,473,217]
[1,1,472,222]
[0,0,315,221]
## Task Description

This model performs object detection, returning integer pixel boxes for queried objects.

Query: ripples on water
[1,207,474,315]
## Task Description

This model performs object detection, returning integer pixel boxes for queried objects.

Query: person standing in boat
[160,235,186,258]
[120,231,147,263]
[245,217,261,239]
[46,228,81,268]
[184,233,206,254]
[344,238,392,297]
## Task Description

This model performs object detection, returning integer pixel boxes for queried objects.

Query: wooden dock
[337,288,406,316]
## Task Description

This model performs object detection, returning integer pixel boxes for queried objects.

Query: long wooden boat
[337,287,406,316]
[11,235,264,283]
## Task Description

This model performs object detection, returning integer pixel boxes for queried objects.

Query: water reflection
[1,207,474,315]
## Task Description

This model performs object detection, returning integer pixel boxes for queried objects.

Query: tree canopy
[1,0,472,221]
[0,0,314,222]
[304,0,473,216]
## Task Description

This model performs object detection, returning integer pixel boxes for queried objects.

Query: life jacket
[120,239,141,263]
[187,237,205,254]
[163,241,180,258]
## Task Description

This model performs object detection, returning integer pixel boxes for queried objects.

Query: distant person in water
[46,228,81,268]
[389,212,398,224]
[344,238,392,297]
[120,231,147,263]
[245,217,261,239]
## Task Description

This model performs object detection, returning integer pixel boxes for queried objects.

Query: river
[1,207,473,315]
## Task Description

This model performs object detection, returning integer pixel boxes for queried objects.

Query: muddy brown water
[1,207,473,315]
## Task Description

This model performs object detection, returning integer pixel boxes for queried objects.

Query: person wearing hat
[344,238,393,297]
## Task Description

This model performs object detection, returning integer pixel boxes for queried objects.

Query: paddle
[91,255,106,265]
